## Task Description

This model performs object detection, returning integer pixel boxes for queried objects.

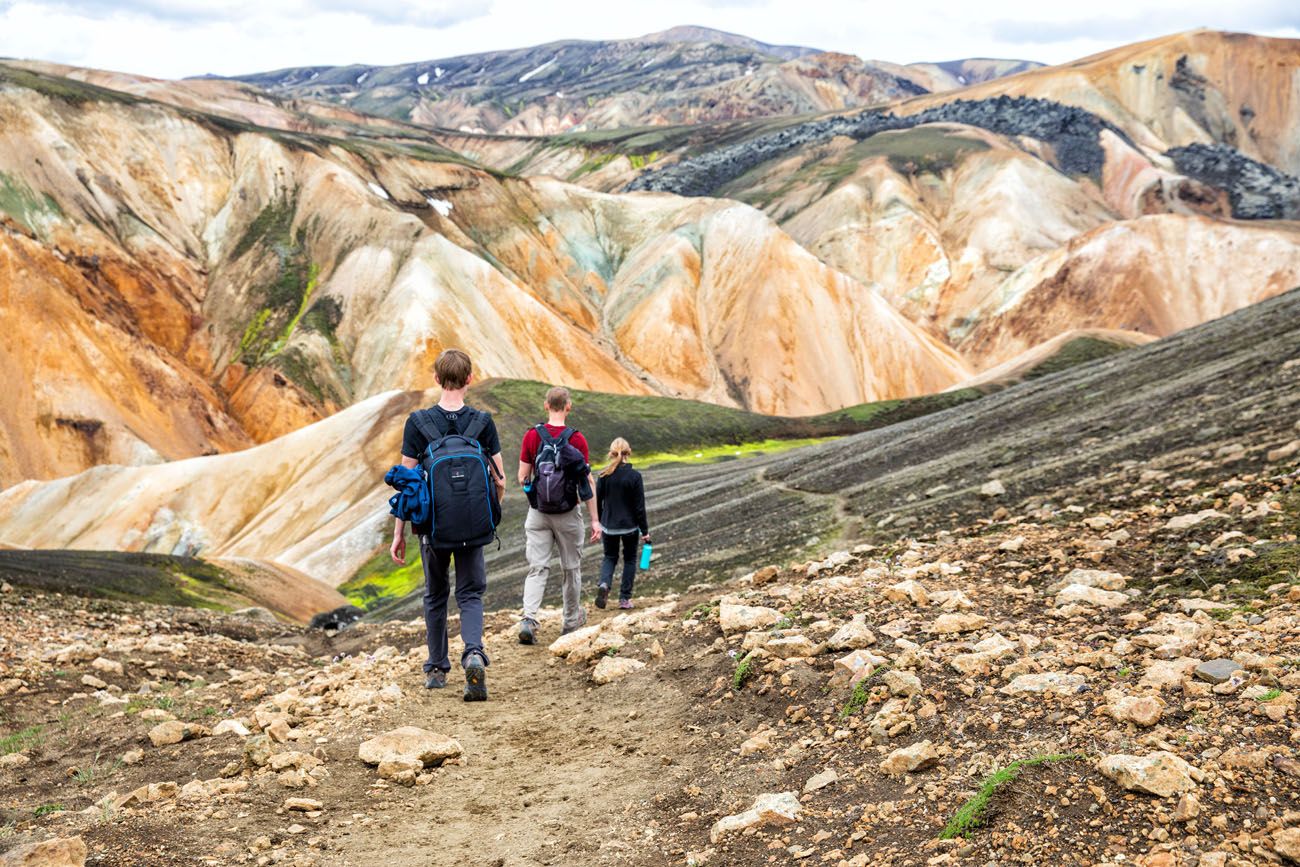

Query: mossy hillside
[339,547,427,611]
[231,193,331,401]
[0,171,64,238]
[0,63,141,106]
[0,550,251,611]
[1021,336,1136,381]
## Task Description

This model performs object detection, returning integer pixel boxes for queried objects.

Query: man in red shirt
[516,386,599,645]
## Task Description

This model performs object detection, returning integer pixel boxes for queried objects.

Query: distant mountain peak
[634,25,819,59]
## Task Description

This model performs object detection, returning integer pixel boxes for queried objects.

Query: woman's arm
[634,473,649,538]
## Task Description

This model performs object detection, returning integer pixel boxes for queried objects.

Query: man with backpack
[516,386,600,645]
[389,349,505,701]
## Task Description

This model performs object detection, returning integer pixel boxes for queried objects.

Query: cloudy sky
[0,0,1296,79]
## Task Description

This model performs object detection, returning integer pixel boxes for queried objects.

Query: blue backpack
[410,409,501,548]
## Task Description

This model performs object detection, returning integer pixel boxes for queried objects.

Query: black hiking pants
[420,539,489,673]
[599,532,639,601]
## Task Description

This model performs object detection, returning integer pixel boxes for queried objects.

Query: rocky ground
[1,406,1298,865]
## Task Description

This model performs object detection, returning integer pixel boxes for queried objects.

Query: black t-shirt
[401,406,501,460]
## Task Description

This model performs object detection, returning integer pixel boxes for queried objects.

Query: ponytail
[600,437,632,477]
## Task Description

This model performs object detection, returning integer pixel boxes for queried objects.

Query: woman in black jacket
[594,438,650,610]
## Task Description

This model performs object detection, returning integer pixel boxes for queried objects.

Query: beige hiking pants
[522,506,586,630]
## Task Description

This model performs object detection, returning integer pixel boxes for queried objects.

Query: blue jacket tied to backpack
[385,465,429,527]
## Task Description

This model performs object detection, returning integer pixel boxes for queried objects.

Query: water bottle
[639,542,653,570]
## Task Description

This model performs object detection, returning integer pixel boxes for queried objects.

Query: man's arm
[517,460,533,486]
[390,455,419,564]
[492,452,506,499]
[585,470,600,542]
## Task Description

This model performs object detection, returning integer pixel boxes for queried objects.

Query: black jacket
[596,464,649,536]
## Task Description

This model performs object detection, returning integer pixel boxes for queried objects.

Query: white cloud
[0,0,1295,80]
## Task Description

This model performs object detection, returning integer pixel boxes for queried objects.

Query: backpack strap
[461,408,489,442]
[535,423,557,445]
[411,410,445,449]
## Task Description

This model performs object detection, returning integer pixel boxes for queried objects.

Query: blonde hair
[600,437,632,477]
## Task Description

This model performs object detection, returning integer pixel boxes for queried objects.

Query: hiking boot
[425,670,447,690]
[618,599,634,610]
[463,652,488,702]
[518,618,537,645]
[595,584,609,609]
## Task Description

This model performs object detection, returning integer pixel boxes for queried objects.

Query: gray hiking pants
[522,506,586,630]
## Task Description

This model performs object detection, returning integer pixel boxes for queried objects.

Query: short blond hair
[434,348,472,390]
[545,386,571,412]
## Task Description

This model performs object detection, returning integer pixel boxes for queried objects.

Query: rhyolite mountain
[0,28,1298,589]
[223,26,1038,135]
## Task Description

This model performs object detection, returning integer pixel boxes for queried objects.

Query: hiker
[388,348,505,701]
[594,437,650,610]
[516,386,599,644]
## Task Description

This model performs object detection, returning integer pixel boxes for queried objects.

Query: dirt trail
[333,608,701,867]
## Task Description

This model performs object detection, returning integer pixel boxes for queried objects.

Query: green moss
[339,548,427,611]
[0,550,248,610]
[940,753,1087,839]
[0,63,139,106]
[1023,337,1135,381]
[838,665,888,718]
[232,195,296,261]
[0,171,63,236]
[731,653,757,690]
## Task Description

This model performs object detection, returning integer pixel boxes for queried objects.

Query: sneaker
[425,670,447,690]
[463,652,487,702]
[618,599,634,610]
[518,618,537,645]
[595,584,609,609]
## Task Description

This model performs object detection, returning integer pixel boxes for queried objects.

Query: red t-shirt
[521,424,589,465]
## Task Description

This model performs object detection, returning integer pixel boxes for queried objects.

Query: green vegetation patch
[1022,336,1138,381]
[731,653,757,690]
[0,725,43,756]
[838,665,888,718]
[0,63,139,106]
[233,192,327,373]
[940,753,1087,839]
[0,550,247,610]
[340,548,427,611]
[0,171,63,236]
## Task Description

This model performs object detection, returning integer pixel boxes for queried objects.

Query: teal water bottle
[639,542,652,570]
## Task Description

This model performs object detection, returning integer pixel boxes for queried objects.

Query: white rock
[357,727,461,767]
[1000,672,1086,696]
[765,635,818,659]
[591,656,646,684]
[929,613,987,634]
[980,479,1006,497]
[90,657,124,676]
[879,740,940,775]
[719,602,783,634]
[1054,583,1129,608]
[1097,751,1204,797]
[802,768,838,793]
[882,580,929,606]
[825,616,876,650]
[212,719,251,737]
[1164,510,1227,530]
[709,792,801,843]
[1047,569,1128,593]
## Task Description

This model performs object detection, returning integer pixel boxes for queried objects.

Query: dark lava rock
[626,95,1127,196]
[1194,658,1243,684]
[309,605,365,631]
[1167,143,1300,220]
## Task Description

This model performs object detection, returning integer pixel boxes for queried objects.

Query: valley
[1,18,1299,867]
